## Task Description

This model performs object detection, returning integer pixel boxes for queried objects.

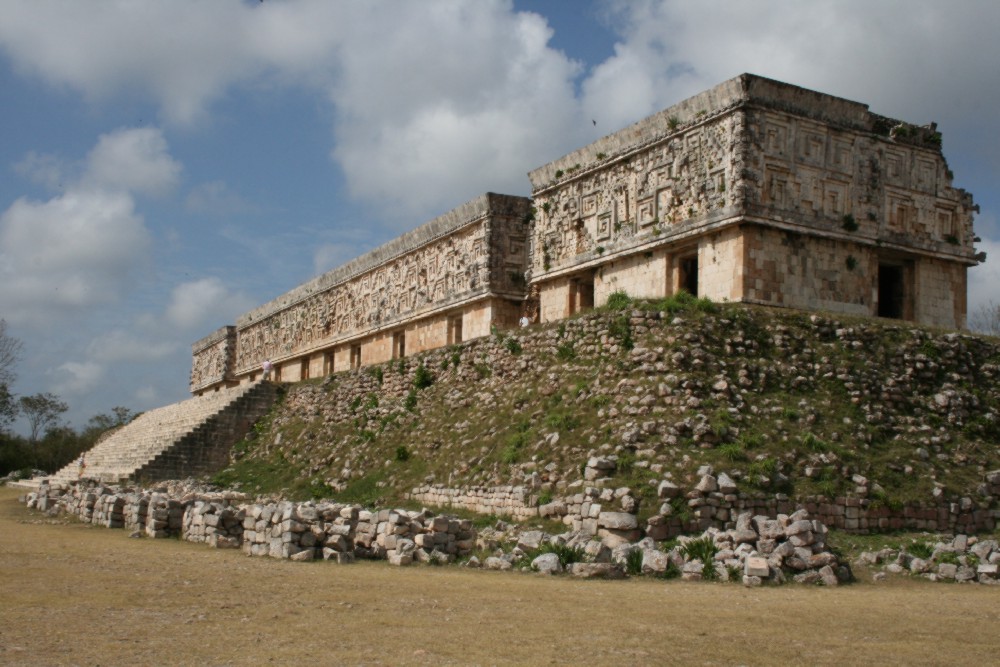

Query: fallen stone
[745,556,770,577]
[568,562,625,579]
[598,512,638,530]
[532,552,562,574]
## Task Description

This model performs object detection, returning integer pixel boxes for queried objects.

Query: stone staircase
[49,382,280,484]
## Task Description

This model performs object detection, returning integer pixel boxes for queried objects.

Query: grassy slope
[212,294,1000,527]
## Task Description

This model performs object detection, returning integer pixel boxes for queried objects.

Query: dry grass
[1,488,998,666]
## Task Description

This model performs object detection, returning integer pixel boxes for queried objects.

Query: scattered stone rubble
[23,478,1000,587]
[22,479,476,566]
[856,534,1000,585]
[471,508,849,586]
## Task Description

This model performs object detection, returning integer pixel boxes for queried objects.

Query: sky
[1,0,999,432]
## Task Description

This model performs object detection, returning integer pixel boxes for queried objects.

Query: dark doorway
[878,264,905,319]
[680,256,699,296]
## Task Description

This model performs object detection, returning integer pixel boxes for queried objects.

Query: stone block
[598,511,638,530]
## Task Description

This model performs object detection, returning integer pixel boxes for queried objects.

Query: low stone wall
[25,480,476,565]
[414,465,1000,542]
[408,484,539,520]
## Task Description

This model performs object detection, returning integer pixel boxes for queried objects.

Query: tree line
[0,319,137,477]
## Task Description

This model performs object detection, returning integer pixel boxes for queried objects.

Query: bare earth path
[1,488,998,666]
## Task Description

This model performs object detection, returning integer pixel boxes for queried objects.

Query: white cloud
[0,188,151,326]
[165,277,253,331]
[0,0,260,125]
[87,329,177,364]
[0,1,583,223]
[14,151,70,191]
[51,360,104,396]
[185,181,254,215]
[969,233,1000,314]
[589,1,1000,132]
[83,128,181,196]
[0,127,186,327]
[327,3,583,222]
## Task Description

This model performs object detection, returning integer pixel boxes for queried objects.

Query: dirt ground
[1,487,998,666]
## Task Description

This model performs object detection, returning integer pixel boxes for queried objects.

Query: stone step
[49,382,279,484]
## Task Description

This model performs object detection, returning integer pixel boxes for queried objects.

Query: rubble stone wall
[412,469,1000,541]
[25,481,477,565]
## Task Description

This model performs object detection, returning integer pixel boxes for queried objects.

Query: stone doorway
[569,272,595,315]
[448,314,463,345]
[878,263,909,319]
[679,254,699,296]
[393,330,406,359]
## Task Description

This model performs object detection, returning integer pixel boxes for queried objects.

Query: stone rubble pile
[22,478,1000,587]
[469,509,849,585]
[240,501,476,564]
[856,534,1000,584]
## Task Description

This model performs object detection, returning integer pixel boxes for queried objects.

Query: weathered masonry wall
[526,74,979,329]
[25,481,477,566]
[410,472,1000,541]
[190,326,237,392]
[191,193,531,393]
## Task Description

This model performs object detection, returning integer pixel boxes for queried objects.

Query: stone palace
[190,74,981,395]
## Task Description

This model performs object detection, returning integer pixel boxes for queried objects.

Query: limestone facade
[191,74,980,394]
[528,74,979,327]
[191,193,531,393]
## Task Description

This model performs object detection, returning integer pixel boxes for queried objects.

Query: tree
[0,319,21,387]
[0,319,21,431]
[0,383,16,431]
[969,301,1000,336]
[20,393,68,442]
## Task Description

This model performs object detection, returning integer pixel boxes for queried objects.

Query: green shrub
[625,548,644,576]
[394,446,410,462]
[608,315,634,351]
[801,433,828,452]
[906,541,934,559]
[413,364,434,390]
[937,551,961,566]
[544,412,579,432]
[656,560,681,580]
[403,389,418,412]
[540,543,585,568]
[681,536,719,580]
[505,337,522,355]
[605,290,632,311]
[719,442,746,462]
[501,445,520,465]
[556,343,576,361]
